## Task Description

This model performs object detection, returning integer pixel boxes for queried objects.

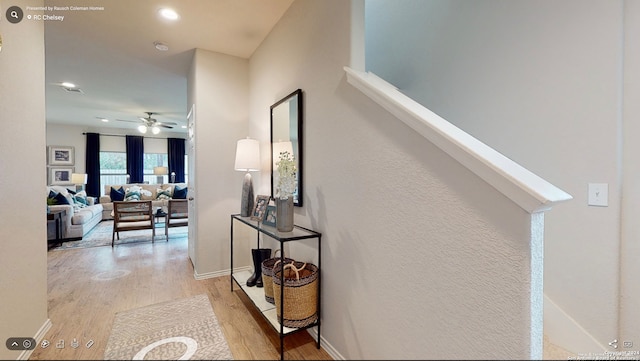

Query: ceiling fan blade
[158,121,178,126]
[115,119,141,123]
[158,124,173,129]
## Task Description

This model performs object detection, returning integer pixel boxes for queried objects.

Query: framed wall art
[47,145,75,166]
[48,167,75,185]
[263,205,277,227]
[251,195,270,221]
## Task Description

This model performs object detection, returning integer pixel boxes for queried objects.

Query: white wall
[366,0,623,352]
[188,49,251,277]
[0,0,50,359]
[249,0,545,358]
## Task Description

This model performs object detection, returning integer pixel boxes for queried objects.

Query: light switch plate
[588,183,608,207]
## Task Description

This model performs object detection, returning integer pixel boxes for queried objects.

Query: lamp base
[240,173,254,217]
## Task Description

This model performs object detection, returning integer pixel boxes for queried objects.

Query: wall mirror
[271,89,303,207]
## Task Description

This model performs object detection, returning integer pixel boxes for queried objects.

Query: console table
[230,214,321,360]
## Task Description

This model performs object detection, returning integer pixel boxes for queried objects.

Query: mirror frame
[270,89,303,207]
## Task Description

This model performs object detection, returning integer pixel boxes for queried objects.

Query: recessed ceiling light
[159,8,179,20]
[61,82,76,88]
[154,41,169,51]
[181,125,187,129]
[100,118,109,122]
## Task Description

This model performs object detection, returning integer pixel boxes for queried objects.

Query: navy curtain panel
[85,132,101,198]
[168,138,186,183]
[126,135,144,183]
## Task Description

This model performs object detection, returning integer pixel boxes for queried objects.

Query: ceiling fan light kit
[116,112,178,134]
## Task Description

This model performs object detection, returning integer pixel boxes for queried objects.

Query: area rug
[51,220,187,251]
[104,294,233,360]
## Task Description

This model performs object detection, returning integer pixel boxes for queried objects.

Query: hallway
[30,235,330,360]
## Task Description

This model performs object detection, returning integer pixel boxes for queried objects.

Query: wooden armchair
[112,201,155,247]
[165,199,188,237]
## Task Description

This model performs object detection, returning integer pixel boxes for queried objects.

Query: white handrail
[344,67,572,213]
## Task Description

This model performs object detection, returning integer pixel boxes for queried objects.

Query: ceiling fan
[115,112,177,134]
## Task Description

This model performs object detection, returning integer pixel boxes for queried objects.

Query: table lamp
[71,173,88,192]
[153,166,168,185]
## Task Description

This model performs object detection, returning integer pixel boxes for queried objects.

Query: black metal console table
[230,214,322,360]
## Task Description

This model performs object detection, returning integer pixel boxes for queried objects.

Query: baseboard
[193,266,250,280]
[17,319,52,360]
[544,294,606,355]
[306,327,344,360]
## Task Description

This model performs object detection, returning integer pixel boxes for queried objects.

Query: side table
[47,209,66,248]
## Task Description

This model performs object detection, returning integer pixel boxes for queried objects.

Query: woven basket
[273,262,319,328]
[261,250,295,304]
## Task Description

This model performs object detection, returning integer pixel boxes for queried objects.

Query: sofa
[47,185,104,239]
[99,183,188,220]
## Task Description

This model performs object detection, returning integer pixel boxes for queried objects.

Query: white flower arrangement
[276,151,297,199]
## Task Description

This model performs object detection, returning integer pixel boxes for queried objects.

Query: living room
[4,0,640,360]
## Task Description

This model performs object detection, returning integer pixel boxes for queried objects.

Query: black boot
[246,248,271,287]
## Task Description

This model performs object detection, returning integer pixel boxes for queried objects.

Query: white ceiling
[44,0,294,134]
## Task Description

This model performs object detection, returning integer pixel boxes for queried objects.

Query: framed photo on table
[48,167,74,185]
[263,205,277,227]
[251,195,270,221]
[47,145,75,166]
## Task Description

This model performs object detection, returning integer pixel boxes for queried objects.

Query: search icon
[6,6,23,23]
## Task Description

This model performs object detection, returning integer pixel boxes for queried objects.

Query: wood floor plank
[29,231,332,360]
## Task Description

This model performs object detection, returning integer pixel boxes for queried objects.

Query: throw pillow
[140,188,153,200]
[47,190,58,205]
[124,186,141,201]
[53,191,71,205]
[173,185,187,199]
[74,190,88,205]
[156,187,172,200]
[110,186,125,202]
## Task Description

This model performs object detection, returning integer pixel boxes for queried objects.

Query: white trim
[344,67,573,214]
[544,294,607,354]
[306,328,344,360]
[17,319,52,360]
[193,266,250,280]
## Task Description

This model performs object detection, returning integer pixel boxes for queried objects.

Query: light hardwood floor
[30,231,332,360]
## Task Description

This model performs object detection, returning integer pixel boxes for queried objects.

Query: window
[99,152,127,195]
[98,150,182,195]
[144,153,168,185]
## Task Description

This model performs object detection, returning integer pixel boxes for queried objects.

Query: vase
[276,197,294,232]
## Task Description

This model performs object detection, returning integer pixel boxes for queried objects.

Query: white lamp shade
[138,125,148,134]
[272,141,294,169]
[235,138,261,172]
[153,166,168,175]
[71,173,88,185]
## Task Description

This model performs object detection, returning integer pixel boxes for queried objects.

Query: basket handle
[282,262,307,280]
[273,258,294,271]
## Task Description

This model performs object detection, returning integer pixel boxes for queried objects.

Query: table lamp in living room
[154,166,168,185]
[234,137,260,217]
[71,173,88,192]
